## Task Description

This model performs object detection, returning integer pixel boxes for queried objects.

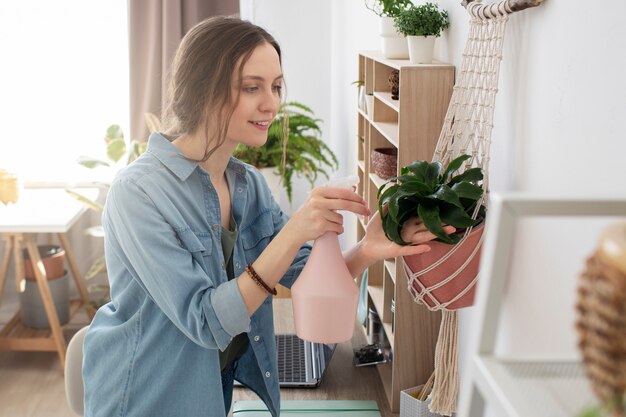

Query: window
[0,1,129,184]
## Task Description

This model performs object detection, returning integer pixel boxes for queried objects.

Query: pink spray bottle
[291,176,361,343]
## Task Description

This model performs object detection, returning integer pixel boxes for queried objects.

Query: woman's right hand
[285,186,371,244]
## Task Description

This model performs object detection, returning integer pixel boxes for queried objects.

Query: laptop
[235,334,336,388]
[275,333,336,387]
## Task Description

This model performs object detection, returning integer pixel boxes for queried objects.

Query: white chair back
[65,326,88,416]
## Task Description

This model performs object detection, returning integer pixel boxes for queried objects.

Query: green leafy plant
[394,2,450,37]
[377,154,485,245]
[66,118,154,308]
[365,0,412,17]
[233,101,338,203]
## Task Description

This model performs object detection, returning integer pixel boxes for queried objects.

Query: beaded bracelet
[245,263,277,296]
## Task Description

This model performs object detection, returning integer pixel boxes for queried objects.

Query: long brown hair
[163,16,284,163]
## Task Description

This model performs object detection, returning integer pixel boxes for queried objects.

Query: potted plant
[394,2,450,64]
[233,101,338,204]
[20,244,70,328]
[365,0,412,59]
[66,119,151,311]
[377,154,485,309]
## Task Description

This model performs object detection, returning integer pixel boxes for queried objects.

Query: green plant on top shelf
[377,154,485,245]
[394,2,450,37]
[365,0,412,17]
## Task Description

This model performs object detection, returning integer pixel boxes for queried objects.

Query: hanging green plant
[234,101,338,203]
[377,154,485,245]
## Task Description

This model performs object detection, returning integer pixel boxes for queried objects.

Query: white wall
[246,0,626,411]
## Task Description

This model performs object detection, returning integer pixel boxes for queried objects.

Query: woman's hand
[360,210,456,262]
[285,186,371,245]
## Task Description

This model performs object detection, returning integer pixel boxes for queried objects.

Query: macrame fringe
[429,310,459,416]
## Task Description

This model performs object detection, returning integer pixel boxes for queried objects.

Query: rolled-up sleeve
[104,179,250,351]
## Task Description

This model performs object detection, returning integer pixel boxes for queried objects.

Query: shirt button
[235,262,240,269]
[237,187,243,193]
[254,335,260,342]
[213,224,219,231]
[221,262,225,269]
[265,371,271,378]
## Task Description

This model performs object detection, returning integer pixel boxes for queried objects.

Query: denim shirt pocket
[176,228,213,271]
[241,211,274,262]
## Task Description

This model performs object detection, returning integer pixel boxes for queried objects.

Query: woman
[83,16,451,417]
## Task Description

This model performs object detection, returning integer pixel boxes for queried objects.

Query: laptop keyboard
[276,334,307,383]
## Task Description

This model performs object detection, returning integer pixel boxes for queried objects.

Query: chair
[65,326,89,416]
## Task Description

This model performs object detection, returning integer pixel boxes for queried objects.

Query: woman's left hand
[360,210,455,262]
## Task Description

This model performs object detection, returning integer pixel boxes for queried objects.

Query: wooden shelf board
[374,91,399,113]
[372,121,399,148]
[358,108,371,123]
[359,50,453,70]
[357,160,365,173]
[377,361,394,406]
[384,259,396,285]
[368,285,385,319]
[382,322,394,350]
[369,172,387,190]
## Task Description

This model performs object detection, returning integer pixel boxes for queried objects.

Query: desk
[233,299,397,417]
[0,188,97,367]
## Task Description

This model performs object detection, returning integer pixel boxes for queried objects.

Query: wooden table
[0,187,97,367]
[233,298,397,417]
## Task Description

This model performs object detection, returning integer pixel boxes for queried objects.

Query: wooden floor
[0,299,395,417]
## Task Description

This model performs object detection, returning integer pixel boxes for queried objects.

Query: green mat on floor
[232,400,381,416]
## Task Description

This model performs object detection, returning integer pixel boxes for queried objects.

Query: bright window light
[0,1,129,185]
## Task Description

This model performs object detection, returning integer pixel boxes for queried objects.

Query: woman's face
[226,42,283,148]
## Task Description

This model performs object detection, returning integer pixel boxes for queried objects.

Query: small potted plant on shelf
[364,0,412,59]
[394,2,450,64]
[233,101,338,204]
[377,154,485,309]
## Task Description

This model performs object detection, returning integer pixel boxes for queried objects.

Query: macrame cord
[404,1,544,415]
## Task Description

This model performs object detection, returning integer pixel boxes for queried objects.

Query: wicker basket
[371,147,397,179]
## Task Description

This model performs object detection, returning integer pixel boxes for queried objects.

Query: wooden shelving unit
[356,51,454,412]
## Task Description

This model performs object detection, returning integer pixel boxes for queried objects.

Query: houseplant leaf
[107,137,126,163]
[418,204,457,244]
[77,156,110,169]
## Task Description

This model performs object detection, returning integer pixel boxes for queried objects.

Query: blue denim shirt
[83,133,311,417]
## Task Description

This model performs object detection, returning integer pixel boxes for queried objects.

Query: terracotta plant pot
[404,224,484,310]
[23,244,66,280]
[371,147,397,179]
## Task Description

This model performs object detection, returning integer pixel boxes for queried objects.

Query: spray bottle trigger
[324,175,360,190]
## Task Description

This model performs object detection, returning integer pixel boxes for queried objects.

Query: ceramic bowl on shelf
[370,147,397,179]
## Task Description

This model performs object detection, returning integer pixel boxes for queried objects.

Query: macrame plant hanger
[405,1,544,415]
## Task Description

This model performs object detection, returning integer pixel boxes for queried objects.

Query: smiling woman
[0,1,129,184]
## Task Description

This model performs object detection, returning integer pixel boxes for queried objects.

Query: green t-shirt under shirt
[219,200,250,371]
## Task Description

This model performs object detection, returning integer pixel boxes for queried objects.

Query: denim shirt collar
[147,132,247,181]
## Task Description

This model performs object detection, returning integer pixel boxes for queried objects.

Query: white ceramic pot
[259,167,281,201]
[358,85,367,112]
[365,94,374,117]
[381,36,409,59]
[407,35,436,64]
[379,16,401,37]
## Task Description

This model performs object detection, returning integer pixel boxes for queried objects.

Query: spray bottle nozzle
[324,175,360,190]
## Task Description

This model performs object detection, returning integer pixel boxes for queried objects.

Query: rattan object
[371,147,397,179]
[577,223,626,417]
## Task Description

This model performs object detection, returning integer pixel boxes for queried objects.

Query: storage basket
[400,385,441,417]
[371,147,397,179]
